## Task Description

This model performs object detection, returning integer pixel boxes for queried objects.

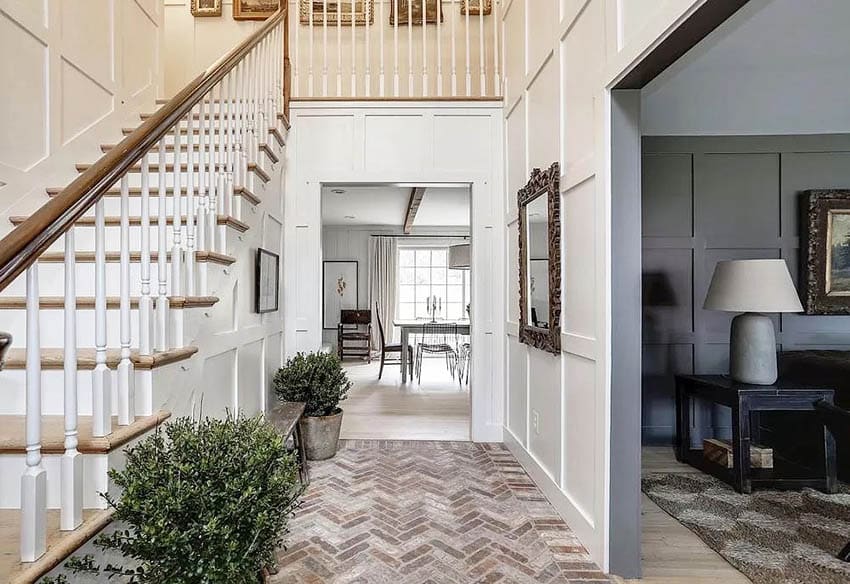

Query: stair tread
[0,410,170,455]
[37,250,235,265]
[10,214,250,232]
[2,346,198,371]
[0,295,220,309]
[1,508,115,584]
[75,162,271,183]
[100,141,279,165]
[46,185,261,205]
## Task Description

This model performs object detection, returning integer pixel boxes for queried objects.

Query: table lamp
[703,259,803,385]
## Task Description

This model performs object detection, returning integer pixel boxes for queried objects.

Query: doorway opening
[320,183,473,441]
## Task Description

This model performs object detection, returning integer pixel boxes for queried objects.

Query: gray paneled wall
[641,134,850,445]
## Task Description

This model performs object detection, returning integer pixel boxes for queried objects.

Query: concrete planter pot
[299,409,343,460]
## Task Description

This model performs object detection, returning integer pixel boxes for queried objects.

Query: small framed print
[460,0,491,15]
[233,0,280,21]
[191,0,222,17]
[390,0,444,25]
[255,248,280,313]
[300,1,375,26]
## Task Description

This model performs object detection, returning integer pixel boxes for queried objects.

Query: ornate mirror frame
[518,162,561,354]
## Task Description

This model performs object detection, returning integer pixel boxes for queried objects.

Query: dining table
[393,319,471,383]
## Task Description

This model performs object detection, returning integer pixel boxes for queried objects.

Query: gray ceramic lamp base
[729,312,778,385]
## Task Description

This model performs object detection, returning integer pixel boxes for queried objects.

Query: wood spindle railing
[61,227,82,532]
[118,175,134,426]
[92,198,112,438]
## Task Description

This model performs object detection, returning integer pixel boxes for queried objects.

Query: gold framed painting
[233,0,280,21]
[299,1,375,26]
[191,0,222,17]
[389,0,444,25]
[460,0,491,15]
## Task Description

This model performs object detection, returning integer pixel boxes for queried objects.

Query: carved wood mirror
[518,163,561,354]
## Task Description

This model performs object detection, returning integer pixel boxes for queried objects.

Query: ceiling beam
[403,187,426,234]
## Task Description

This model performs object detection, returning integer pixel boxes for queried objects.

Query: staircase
[0,6,290,583]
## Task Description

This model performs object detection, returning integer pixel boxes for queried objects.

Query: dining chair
[415,322,458,383]
[337,309,372,362]
[375,303,413,379]
[457,340,471,385]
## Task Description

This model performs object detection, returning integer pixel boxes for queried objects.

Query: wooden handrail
[0,6,288,293]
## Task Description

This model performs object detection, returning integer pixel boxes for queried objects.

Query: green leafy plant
[273,351,352,417]
[48,414,301,584]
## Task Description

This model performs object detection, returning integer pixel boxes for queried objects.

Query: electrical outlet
[532,410,540,435]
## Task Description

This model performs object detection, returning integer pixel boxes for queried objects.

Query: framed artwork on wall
[191,0,222,17]
[233,0,280,21]
[460,0,491,15]
[801,189,850,314]
[255,248,280,313]
[323,261,359,329]
[299,0,375,25]
[390,0,444,25]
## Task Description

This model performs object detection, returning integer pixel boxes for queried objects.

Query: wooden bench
[268,401,309,487]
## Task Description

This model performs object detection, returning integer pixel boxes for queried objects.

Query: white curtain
[369,236,399,349]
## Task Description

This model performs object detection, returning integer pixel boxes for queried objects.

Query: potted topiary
[273,351,352,460]
[44,414,301,583]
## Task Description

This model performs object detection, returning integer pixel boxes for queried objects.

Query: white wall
[500,0,710,574]
[284,100,503,442]
[0,0,164,229]
[641,0,850,136]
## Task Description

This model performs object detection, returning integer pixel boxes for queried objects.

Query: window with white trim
[398,247,471,320]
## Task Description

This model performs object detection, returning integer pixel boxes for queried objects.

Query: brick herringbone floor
[274,440,611,583]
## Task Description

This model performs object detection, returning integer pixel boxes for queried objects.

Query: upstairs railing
[0,6,289,565]
[290,0,502,99]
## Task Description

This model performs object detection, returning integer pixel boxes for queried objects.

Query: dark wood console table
[675,375,837,494]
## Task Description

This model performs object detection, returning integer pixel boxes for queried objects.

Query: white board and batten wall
[284,100,505,442]
[501,0,725,576]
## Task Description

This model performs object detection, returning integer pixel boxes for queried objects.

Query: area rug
[274,440,610,583]
[643,473,850,584]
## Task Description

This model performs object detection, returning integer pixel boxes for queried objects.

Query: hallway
[274,440,609,583]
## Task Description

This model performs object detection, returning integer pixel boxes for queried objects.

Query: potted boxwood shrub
[46,414,301,584]
[273,351,352,460]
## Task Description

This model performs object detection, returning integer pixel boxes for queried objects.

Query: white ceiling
[321,185,470,227]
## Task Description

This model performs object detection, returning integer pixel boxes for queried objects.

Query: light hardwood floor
[339,357,471,441]
[631,446,752,584]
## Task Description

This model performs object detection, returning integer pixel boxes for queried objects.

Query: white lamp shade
[448,244,470,270]
[703,259,803,313]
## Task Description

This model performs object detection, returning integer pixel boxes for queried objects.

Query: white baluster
[336,0,342,96]
[421,0,427,96]
[208,86,219,258]
[61,228,82,532]
[379,0,385,96]
[436,0,443,96]
[186,104,197,296]
[225,71,236,223]
[493,0,500,96]
[138,154,153,417]
[465,0,472,96]
[393,0,399,96]
[322,0,328,96]
[21,265,46,562]
[92,198,112,437]
[479,0,485,96]
[407,0,413,95]
[293,0,300,97]
[118,175,135,426]
[155,139,170,351]
[350,0,356,96]
[218,77,229,254]
[198,95,210,296]
[364,0,371,96]
[308,0,315,95]
[171,122,184,349]
[451,0,457,95]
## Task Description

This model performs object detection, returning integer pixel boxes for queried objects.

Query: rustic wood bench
[268,401,309,487]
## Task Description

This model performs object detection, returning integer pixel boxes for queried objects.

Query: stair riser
[5,262,180,297]
[0,453,110,510]
[2,309,145,348]
[0,369,125,417]
[39,224,232,255]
